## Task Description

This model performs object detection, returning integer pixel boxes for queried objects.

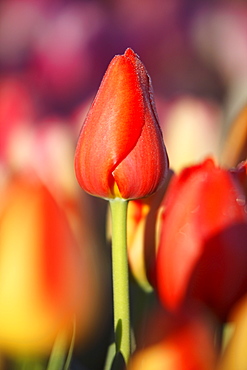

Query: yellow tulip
[0,174,102,356]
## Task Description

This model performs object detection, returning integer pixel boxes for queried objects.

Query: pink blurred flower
[0,77,34,163]
[159,96,222,172]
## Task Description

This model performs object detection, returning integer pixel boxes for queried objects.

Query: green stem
[109,199,130,364]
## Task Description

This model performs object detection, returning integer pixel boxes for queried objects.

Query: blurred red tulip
[75,48,169,200]
[0,174,102,355]
[156,158,247,320]
[128,307,217,370]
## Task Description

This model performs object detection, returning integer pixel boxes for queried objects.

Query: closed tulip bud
[0,175,100,355]
[75,48,169,200]
[156,158,247,320]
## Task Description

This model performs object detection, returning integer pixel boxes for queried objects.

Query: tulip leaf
[103,342,115,370]
[47,331,67,370]
[104,342,126,370]
[47,320,75,370]
[222,323,235,351]
[64,320,76,370]
[110,352,126,370]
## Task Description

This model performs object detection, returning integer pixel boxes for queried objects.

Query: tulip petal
[75,48,168,199]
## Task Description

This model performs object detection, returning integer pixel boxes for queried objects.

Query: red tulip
[156,158,247,320]
[75,48,169,200]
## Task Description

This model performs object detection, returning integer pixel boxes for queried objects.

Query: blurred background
[0,0,247,369]
[1,0,247,169]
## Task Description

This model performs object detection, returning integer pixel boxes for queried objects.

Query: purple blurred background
[1,0,247,122]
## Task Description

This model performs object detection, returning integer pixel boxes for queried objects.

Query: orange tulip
[156,158,247,320]
[128,307,217,370]
[221,104,247,167]
[127,173,172,290]
[0,174,101,355]
[75,48,169,200]
[127,199,152,291]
